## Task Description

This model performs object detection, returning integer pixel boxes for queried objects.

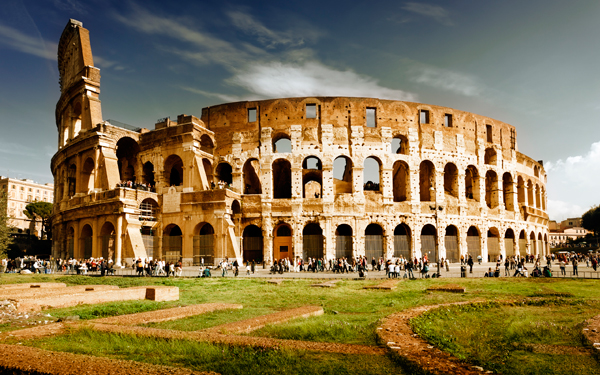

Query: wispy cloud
[227,11,319,49]
[0,23,56,60]
[407,60,483,97]
[113,4,255,67]
[226,61,417,101]
[401,3,453,26]
[179,86,242,103]
[545,141,600,220]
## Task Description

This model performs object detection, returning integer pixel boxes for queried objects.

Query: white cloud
[226,61,417,101]
[401,3,453,26]
[0,23,56,60]
[179,86,242,103]
[545,141,600,220]
[407,61,483,97]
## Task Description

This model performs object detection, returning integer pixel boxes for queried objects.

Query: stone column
[381,167,393,204]
[115,215,123,266]
[93,216,100,259]
[321,166,333,202]
[291,166,302,199]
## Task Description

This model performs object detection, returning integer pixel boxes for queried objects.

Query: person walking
[573,257,578,276]
[468,255,474,273]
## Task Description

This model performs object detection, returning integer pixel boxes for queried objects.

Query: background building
[51,20,549,266]
[0,176,54,237]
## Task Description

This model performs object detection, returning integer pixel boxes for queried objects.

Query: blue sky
[1,0,599,221]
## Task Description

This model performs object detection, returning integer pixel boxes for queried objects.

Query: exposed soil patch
[267,279,284,285]
[426,284,466,293]
[311,280,339,288]
[363,280,399,290]
[0,343,218,375]
[582,314,600,352]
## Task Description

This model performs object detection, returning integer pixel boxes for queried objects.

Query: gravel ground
[363,280,399,290]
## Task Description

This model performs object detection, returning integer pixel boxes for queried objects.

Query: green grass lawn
[2,274,600,374]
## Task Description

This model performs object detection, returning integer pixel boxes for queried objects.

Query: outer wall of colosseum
[50,20,548,267]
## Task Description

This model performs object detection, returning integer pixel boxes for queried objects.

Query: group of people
[116,180,155,192]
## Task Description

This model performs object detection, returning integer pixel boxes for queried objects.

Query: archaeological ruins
[50,19,549,267]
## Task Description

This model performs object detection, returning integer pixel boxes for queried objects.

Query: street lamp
[430,185,443,278]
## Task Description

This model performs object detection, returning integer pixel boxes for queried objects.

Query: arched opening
[142,162,155,188]
[303,223,323,261]
[487,227,500,261]
[443,163,458,199]
[484,148,497,165]
[544,233,548,256]
[541,188,546,211]
[535,183,541,209]
[80,224,93,259]
[529,231,537,255]
[503,173,515,211]
[66,227,75,259]
[100,222,115,261]
[139,198,158,222]
[68,164,77,197]
[467,226,481,259]
[537,232,543,256]
[517,176,526,206]
[419,160,435,202]
[445,225,459,263]
[80,157,95,193]
[527,180,534,207]
[534,166,540,178]
[243,225,263,263]
[333,156,353,194]
[200,134,214,154]
[71,101,82,137]
[116,137,140,183]
[162,224,182,263]
[202,158,213,187]
[392,161,409,202]
[420,224,437,261]
[485,170,499,209]
[216,162,233,185]
[391,135,408,155]
[273,159,292,198]
[519,230,527,255]
[303,156,322,198]
[505,228,515,258]
[273,135,291,153]
[465,165,480,201]
[231,200,241,215]
[365,224,384,261]
[164,155,184,187]
[363,157,381,192]
[193,222,214,265]
[243,158,262,194]
[335,224,353,259]
[394,223,411,259]
[273,223,292,261]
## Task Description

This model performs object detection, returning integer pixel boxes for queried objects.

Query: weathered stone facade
[51,20,549,266]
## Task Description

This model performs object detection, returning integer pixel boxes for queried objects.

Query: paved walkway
[54,261,600,280]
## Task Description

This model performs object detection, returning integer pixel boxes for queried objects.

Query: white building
[0,176,54,237]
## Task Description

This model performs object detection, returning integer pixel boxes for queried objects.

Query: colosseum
[50,19,549,267]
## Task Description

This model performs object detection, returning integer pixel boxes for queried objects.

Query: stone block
[145,286,179,302]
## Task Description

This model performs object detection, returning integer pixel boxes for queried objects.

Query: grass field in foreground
[2,274,600,374]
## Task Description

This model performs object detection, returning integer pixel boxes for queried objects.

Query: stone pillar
[435,170,444,204]
[458,172,466,205]
[93,216,100,259]
[75,153,82,194]
[115,215,123,266]
[291,166,302,199]
[385,233,394,259]
[381,167,393,204]
[322,166,333,202]
[352,166,364,195]
[232,171,242,194]
[262,219,273,265]
[73,221,80,259]
[478,176,486,209]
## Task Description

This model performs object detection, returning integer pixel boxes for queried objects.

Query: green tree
[582,205,600,246]
[0,192,12,257]
[23,201,53,239]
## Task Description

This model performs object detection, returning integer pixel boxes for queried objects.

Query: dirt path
[0,343,218,375]
[202,305,323,334]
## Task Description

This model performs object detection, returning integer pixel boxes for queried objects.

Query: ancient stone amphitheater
[51,19,548,267]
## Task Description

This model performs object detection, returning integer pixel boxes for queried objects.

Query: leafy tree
[23,201,53,240]
[0,192,12,257]
[582,205,600,246]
